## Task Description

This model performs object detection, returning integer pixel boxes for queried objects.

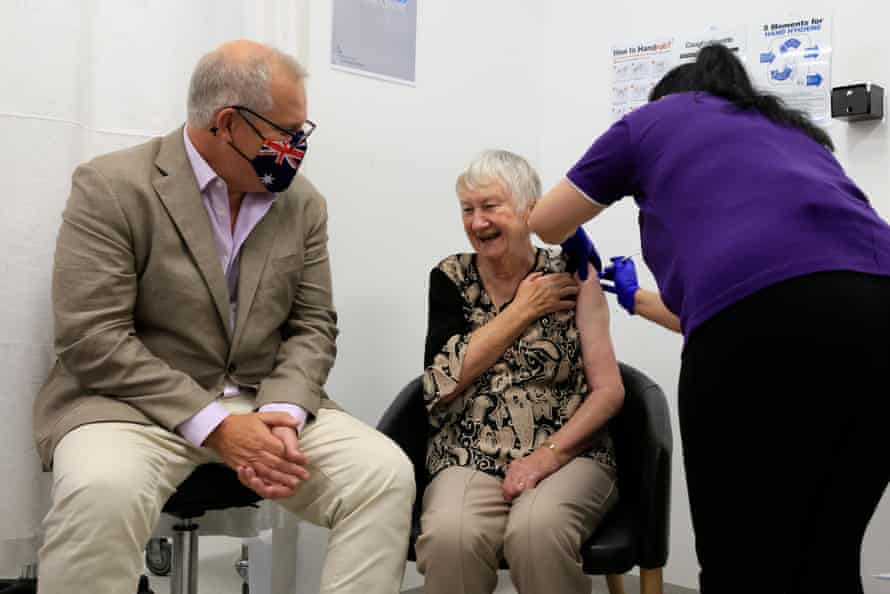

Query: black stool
[143,464,261,594]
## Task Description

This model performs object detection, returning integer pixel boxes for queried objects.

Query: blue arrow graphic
[771,66,793,81]
[806,73,823,86]
[780,38,802,53]
[760,51,776,63]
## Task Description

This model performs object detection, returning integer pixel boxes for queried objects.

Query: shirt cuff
[177,401,230,447]
[258,403,309,435]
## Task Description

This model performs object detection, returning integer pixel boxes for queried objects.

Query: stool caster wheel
[145,537,172,576]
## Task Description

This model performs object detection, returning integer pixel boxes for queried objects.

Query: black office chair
[376,362,672,594]
[139,464,261,594]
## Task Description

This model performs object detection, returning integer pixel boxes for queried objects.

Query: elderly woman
[416,150,624,594]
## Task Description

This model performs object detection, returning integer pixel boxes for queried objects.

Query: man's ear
[211,108,235,141]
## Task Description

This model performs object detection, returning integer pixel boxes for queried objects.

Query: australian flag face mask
[249,136,307,193]
[218,106,315,193]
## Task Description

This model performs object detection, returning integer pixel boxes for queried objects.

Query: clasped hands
[204,412,309,499]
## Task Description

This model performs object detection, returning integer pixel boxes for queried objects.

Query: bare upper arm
[574,264,622,393]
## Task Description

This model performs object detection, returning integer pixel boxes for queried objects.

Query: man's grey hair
[187,47,307,128]
[456,149,542,212]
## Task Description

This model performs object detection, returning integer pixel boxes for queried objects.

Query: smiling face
[458,180,531,262]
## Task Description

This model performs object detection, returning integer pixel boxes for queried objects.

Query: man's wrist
[177,401,231,447]
[258,403,308,435]
[203,415,230,449]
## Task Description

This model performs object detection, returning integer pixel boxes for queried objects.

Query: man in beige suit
[34,40,414,594]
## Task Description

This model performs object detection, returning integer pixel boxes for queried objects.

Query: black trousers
[679,271,890,594]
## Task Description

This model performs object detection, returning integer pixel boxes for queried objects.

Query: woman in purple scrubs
[530,44,890,594]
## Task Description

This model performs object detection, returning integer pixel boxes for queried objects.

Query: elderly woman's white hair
[456,149,542,212]
[187,44,307,129]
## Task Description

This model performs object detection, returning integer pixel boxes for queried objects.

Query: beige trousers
[415,458,618,594]
[37,404,415,594]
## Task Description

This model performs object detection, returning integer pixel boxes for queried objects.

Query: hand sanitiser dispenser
[831,83,884,121]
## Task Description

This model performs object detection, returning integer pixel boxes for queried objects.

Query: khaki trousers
[415,458,617,594]
[38,404,415,594]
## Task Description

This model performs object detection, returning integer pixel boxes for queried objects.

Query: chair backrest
[376,376,430,497]
[611,362,673,568]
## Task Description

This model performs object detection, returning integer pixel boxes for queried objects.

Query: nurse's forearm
[635,289,681,333]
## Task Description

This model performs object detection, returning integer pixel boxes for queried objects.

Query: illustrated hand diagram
[759,35,825,88]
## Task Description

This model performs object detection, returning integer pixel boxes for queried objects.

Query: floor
[142,536,699,594]
[403,574,698,594]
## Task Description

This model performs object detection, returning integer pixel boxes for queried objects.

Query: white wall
[537,2,890,591]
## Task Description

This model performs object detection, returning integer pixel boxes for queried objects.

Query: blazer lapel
[231,200,282,353]
[153,128,233,339]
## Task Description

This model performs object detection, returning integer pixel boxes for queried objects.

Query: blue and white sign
[751,15,832,123]
[331,0,417,85]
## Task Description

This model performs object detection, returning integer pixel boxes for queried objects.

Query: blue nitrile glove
[560,227,602,281]
[599,256,639,314]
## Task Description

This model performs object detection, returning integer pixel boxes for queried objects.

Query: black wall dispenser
[831,83,884,121]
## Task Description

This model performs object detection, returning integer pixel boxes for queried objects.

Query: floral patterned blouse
[422,247,616,479]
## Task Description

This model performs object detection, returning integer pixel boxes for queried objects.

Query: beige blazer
[34,127,339,467]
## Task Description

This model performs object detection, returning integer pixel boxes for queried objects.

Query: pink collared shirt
[176,127,307,446]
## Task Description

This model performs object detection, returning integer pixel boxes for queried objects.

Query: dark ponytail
[649,44,834,151]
